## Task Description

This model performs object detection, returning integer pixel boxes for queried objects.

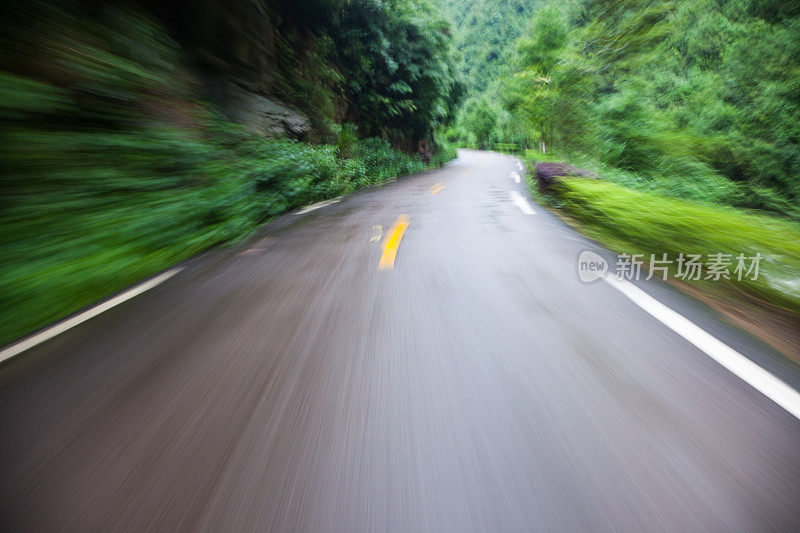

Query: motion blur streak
[1,151,799,532]
[604,275,800,420]
[0,268,183,364]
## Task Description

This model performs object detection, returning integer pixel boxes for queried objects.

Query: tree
[458,96,497,147]
[327,0,464,145]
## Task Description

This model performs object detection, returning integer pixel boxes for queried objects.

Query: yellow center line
[430,182,445,195]
[378,214,409,271]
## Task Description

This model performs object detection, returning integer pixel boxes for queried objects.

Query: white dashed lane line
[510,191,536,215]
[295,197,341,215]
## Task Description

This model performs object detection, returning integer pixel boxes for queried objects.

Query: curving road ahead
[1,150,799,531]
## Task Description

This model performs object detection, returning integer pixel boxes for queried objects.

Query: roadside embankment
[529,162,800,358]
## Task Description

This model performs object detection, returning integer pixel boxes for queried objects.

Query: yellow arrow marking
[378,215,409,271]
[430,182,445,195]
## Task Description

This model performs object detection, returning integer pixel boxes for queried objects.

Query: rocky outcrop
[143,0,322,139]
[216,83,310,138]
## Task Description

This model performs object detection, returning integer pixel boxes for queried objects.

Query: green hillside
[439,0,545,93]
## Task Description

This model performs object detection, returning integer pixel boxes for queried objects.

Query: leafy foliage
[322,0,465,142]
[446,0,800,319]
[439,0,546,92]
[0,1,459,345]
[456,96,498,148]
[442,0,796,219]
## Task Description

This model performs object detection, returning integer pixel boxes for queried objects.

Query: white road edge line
[604,275,800,420]
[0,267,184,364]
[510,171,521,183]
[295,197,341,215]
[510,191,536,215]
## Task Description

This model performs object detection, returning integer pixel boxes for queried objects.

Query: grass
[0,130,456,347]
[523,147,800,221]
[548,178,800,313]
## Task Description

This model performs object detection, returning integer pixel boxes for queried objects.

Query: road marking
[0,268,184,364]
[238,237,274,256]
[510,171,521,183]
[370,225,383,242]
[378,215,409,271]
[295,197,341,215]
[517,161,523,171]
[604,275,800,421]
[510,191,536,215]
[430,182,445,195]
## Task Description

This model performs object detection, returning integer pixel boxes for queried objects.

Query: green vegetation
[443,0,800,320]
[445,0,800,215]
[0,111,441,345]
[439,0,543,93]
[454,96,497,148]
[439,0,546,148]
[502,0,800,217]
[330,0,464,142]
[0,0,461,345]
[554,178,800,312]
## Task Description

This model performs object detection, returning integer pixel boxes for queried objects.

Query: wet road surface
[1,150,799,531]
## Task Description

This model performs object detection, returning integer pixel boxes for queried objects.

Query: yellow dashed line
[430,182,445,195]
[378,215,409,271]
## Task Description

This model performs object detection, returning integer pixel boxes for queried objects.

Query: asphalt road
[2,150,799,532]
